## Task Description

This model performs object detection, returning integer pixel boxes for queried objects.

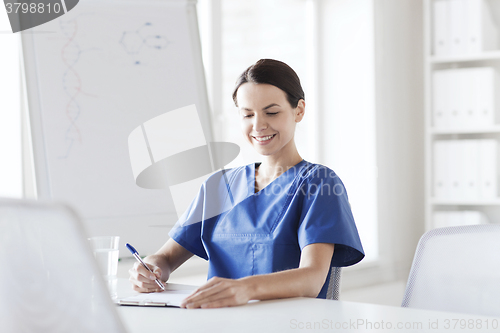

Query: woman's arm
[128,238,194,293]
[180,243,335,308]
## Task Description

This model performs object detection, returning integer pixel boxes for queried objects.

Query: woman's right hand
[128,261,166,293]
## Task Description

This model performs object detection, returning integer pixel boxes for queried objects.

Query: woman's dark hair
[232,59,305,108]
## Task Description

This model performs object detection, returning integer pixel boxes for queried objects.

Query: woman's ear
[295,99,305,123]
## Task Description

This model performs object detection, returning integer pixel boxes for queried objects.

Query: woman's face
[236,83,304,158]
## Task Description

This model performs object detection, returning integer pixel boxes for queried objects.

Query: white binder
[448,70,464,128]
[433,211,450,228]
[433,210,489,228]
[432,70,451,128]
[433,141,450,198]
[479,139,498,199]
[464,0,499,54]
[462,69,477,128]
[448,140,462,199]
[474,67,496,127]
[433,0,450,55]
[449,0,466,55]
[462,210,489,225]
[461,140,479,200]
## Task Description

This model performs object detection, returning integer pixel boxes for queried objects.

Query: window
[0,10,22,198]
[197,0,378,261]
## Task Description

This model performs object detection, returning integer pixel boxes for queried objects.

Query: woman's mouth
[252,134,276,144]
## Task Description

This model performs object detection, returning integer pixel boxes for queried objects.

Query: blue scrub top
[169,159,364,298]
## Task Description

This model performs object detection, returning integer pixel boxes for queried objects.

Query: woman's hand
[128,261,166,293]
[180,277,252,309]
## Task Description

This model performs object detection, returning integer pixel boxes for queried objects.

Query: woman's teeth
[254,134,275,142]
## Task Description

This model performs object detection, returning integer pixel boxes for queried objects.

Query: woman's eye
[243,114,253,118]
[267,112,278,116]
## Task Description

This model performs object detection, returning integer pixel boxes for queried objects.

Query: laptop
[0,198,127,333]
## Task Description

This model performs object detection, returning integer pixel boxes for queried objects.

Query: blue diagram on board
[119,22,170,65]
[58,16,98,159]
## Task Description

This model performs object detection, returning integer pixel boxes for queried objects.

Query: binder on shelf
[455,69,469,128]
[432,67,498,130]
[464,0,499,54]
[462,69,477,127]
[433,141,450,198]
[433,210,489,228]
[474,67,497,127]
[478,139,498,199]
[433,0,450,56]
[447,140,462,199]
[461,140,479,200]
[432,0,499,56]
[433,211,450,228]
[462,210,489,225]
[432,70,450,128]
[449,0,466,55]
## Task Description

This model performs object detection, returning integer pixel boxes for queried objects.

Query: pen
[126,243,165,291]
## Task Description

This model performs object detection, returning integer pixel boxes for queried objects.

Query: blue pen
[126,243,165,291]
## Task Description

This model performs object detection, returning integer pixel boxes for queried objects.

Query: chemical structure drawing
[119,22,170,65]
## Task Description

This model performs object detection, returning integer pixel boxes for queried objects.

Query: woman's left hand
[180,276,252,309]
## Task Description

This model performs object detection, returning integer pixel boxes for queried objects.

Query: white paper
[118,289,194,307]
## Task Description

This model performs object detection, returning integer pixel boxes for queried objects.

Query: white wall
[375,0,425,284]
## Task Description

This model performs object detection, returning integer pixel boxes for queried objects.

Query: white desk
[116,279,500,333]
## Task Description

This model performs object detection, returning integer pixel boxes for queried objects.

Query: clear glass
[88,236,119,299]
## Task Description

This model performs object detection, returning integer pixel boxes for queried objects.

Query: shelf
[431,198,500,206]
[430,126,500,135]
[429,51,500,64]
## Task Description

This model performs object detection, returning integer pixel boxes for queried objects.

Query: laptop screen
[0,198,126,333]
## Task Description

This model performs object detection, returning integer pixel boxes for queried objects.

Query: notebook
[0,198,127,333]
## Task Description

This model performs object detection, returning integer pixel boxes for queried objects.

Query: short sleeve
[168,183,209,260]
[297,167,364,267]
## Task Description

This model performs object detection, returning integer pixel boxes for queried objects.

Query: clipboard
[118,300,177,307]
[116,289,193,308]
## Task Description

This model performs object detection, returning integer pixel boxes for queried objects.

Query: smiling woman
[129,59,365,309]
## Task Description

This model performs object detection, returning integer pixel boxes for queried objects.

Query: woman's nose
[253,114,267,131]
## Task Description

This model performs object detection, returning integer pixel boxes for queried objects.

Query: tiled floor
[119,257,407,307]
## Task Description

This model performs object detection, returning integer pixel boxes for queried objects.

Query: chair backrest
[401,224,500,317]
[0,198,126,333]
[326,266,342,300]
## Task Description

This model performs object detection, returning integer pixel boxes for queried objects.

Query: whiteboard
[21,0,213,255]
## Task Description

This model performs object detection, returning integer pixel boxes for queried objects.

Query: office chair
[326,266,342,300]
[401,224,500,317]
